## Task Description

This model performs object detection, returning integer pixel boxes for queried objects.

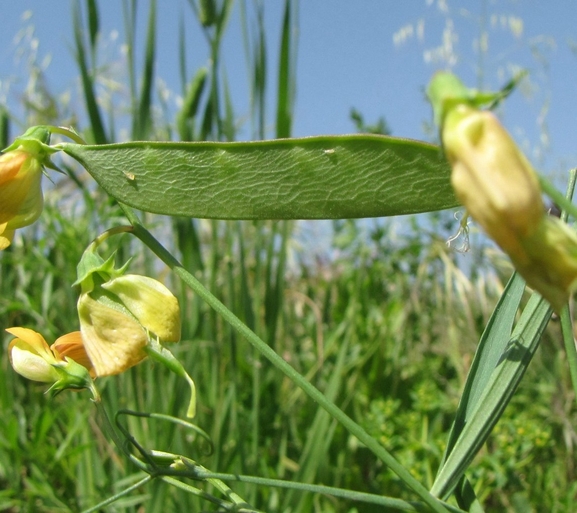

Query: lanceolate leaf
[431,290,552,500]
[59,135,457,219]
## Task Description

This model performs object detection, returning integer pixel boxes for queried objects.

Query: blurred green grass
[0,1,576,511]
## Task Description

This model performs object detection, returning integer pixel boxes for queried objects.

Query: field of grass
[1,1,576,512]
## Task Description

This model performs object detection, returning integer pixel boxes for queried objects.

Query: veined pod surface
[60,135,457,220]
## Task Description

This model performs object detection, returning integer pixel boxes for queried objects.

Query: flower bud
[51,331,96,377]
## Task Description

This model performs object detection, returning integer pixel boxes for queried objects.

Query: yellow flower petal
[0,225,14,250]
[443,105,544,261]
[6,327,58,362]
[0,151,27,185]
[441,101,577,310]
[6,327,60,382]
[0,149,44,249]
[78,294,149,376]
[513,216,577,311]
[102,274,181,342]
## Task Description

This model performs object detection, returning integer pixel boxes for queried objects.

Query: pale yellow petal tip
[101,274,181,342]
[514,216,577,311]
[0,230,14,250]
[9,341,60,382]
[6,327,56,362]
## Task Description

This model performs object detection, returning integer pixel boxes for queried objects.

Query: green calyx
[426,71,526,129]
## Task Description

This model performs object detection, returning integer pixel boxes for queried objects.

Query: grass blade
[276,0,297,138]
[123,206,452,513]
[72,1,108,144]
[132,0,156,140]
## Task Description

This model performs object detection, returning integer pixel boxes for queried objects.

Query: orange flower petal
[52,331,96,378]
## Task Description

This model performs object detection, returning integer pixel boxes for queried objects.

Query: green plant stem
[559,306,577,405]
[93,398,463,512]
[48,125,87,144]
[191,469,465,512]
[86,224,134,252]
[81,475,153,513]
[559,168,577,407]
[159,476,260,512]
[119,204,449,513]
[143,339,197,418]
[539,173,577,220]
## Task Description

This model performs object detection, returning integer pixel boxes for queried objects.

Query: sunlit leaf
[60,135,457,219]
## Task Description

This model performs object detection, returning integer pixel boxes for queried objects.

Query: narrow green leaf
[178,13,187,93]
[73,2,108,144]
[559,169,577,408]
[455,478,485,513]
[276,0,296,138]
[87,0,100,56]
[122,0,137,104]
[133,0,156,140]
[431,292,552,499]
[0,106,9,149]
[440,272,526,462]
[214,0,235,46]
[60,135,457,219]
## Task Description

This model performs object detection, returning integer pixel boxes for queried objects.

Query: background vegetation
[0,1,575,512]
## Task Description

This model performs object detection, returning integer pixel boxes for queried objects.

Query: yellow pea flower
[75,245,193,415]
[0,149,44,250]
[442,104,544,264]
[7,327,95,392]
[428,72,577,310]
[0,126,61,250]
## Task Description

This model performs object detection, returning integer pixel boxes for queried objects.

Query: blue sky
[0,1,576,182]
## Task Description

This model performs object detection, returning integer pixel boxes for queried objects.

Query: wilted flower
[428,72,577,310]
[7,327,95,393]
